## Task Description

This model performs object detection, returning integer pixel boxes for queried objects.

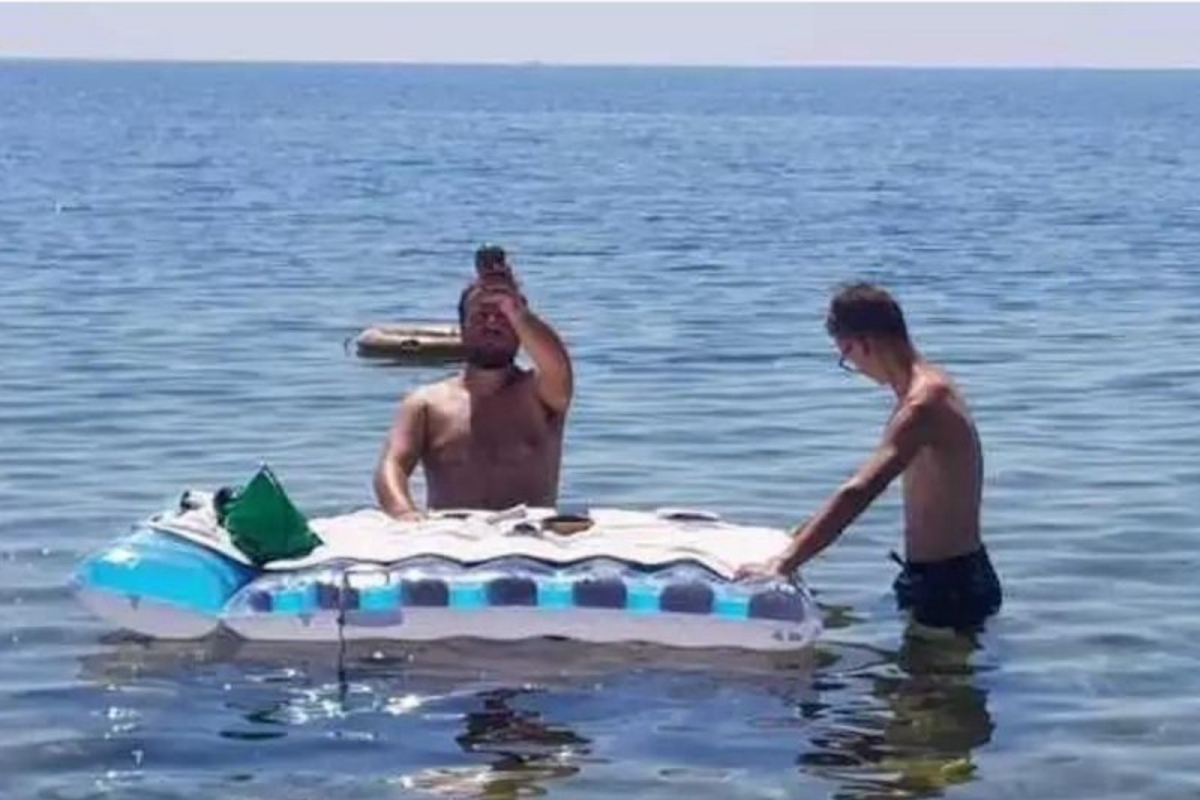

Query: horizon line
[3,54,1199,72]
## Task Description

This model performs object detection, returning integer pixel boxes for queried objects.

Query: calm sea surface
[2,62,1199,799]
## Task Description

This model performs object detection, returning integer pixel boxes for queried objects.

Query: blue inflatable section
[228,558,811,623]
[74,527,257,614]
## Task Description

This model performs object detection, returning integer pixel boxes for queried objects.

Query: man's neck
[882,345,921,399]
[463,364,516,396]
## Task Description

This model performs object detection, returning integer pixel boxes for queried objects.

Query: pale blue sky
[1,2,1199,68]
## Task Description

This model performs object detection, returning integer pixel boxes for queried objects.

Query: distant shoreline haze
[2,3,1199,70]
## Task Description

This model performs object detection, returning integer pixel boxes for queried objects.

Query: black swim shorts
[892,546,1002,632]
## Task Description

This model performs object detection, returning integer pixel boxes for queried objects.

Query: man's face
[463,289,519,369]
[835,335,884,384]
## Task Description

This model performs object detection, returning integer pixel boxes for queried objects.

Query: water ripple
[1,62,1199,800]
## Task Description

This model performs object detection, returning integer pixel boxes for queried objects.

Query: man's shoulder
[895,377,955,431]
[912,364,963,403]
[512,365,566,410]
[914,380,953,406]
[406,375,462,404]
[906,368,976,436]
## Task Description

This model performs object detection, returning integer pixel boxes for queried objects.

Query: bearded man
[374,247,573,516]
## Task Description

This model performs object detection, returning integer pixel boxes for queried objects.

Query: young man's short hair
[825,282,910,342]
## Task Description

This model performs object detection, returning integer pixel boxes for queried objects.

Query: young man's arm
[739,393,937,578]
[373,391,428,520]
[489,282,574,414]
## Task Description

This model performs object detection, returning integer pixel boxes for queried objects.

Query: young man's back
[898,365,983,562]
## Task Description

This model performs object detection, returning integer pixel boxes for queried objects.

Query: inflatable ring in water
[353,323,465,363]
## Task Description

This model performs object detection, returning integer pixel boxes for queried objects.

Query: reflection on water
[73,625,995,799]
[801,631,995,799]
[401,687,590,799]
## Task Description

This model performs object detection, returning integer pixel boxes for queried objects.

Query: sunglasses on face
[837,341,861,374]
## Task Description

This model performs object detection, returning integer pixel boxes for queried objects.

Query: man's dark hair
[825,282,910,342]
[474,244,507,273]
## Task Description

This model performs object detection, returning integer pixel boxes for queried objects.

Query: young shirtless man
[374,247,573,515]
[738,282,1002,632]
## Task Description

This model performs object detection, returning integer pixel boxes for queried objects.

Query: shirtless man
[738,282,1002,632]
[374,250,573,515]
